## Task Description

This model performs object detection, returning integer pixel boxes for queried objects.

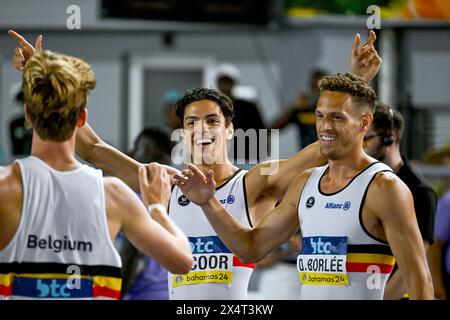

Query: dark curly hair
[175,88,234,127]
[318,72,377,112]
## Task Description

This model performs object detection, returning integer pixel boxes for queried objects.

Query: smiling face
[182,99,233,165]
[315,91,372,160]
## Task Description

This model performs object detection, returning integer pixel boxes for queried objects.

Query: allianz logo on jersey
[324,201,351,211]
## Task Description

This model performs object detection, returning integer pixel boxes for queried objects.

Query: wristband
[147,204,167,215]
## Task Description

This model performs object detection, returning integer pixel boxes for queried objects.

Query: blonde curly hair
[22,50,95,141]
[318,72,377,112]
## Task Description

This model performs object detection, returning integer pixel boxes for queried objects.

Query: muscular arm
[245,142,325,225]
[384,186,436,299]
[175,165,311,263]
[76,124,142,191]
[367,173,433,300]
[0,164,23,251]
[76,124,179,191]
[384,241,430,300]
[104,177,192,274]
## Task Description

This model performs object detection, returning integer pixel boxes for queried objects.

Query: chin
[320,147,338,160]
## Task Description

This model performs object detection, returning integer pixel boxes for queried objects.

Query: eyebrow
[185,113,221,121]
[315,110,345,116]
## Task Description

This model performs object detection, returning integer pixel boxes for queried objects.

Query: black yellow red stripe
[232,256,255,269]
[346,253,395,274]
[0,262,122,299]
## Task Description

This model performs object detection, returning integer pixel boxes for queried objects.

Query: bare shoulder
[103,176,136,205]
[246,159,284,182]
[0,163,22,196]
[282,167,317,203]
[366,171,414,220]
[370,170,410,197]
[103,176,127,194]
[0,163,23,218]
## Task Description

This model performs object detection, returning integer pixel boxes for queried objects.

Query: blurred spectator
[9,90,32,157]
[120,128,174,300]
[164,89,182,131]
[424,141,450,299]
[363,102,437,299]
[270,69,328,149]
[429,190,450,300]
[423,142,450,198]
[216,63,266,164]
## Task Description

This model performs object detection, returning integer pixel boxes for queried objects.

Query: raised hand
[8,29,42,72]
[173,164,216,206]
[350,30,382,82]
[138,163,171,208]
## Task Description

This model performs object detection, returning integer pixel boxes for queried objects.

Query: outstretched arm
[76,123,180,192]
[105,164,192,274]
[245,141,325,224]
[174,164,309,263]
[8,30,179,191]
[368,172,433,300]
[76,123,142,192]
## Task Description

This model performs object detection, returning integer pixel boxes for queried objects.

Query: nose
[193,120,210,135]
[317,116,333,133]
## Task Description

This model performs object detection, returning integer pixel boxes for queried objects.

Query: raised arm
[76,123,143,191]
[245,31,381,221]
[105,164,192,274]
[174,164,310,263]
[8,30,180,191]
[350,30,382,82]
[367,172,433,300]
[76,125,180,191]
[8,29,42,71]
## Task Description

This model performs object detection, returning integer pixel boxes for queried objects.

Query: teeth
[195,137,215,145]
[321,136,336,141]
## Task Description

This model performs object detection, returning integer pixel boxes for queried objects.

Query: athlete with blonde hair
[0,43,192,299]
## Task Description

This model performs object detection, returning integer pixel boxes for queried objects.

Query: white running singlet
[0,156,122,300]
[297,162,395,300]
[168,169,255,300]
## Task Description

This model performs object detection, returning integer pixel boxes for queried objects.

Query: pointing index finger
[35,34,43,51]
[8,30,33,49]
[352,33,361,56]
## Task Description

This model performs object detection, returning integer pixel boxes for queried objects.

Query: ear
[76,109,87,128]
[360,112,373,132]
[226,122,234,140]
[23,104,32,129]
[392,129,401,144]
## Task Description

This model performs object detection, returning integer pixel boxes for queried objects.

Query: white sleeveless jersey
[297,162,395,300]
[0,156,122,300]
[168,169,255,300]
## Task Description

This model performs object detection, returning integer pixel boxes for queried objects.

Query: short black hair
[130,127,173,164]
[175,88,234,127]
[373,102,404,140]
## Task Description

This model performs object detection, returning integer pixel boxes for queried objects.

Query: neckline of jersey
[317,161,380,196]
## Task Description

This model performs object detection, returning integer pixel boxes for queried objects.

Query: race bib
[172,236,233,288]
[297,236,349,286]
